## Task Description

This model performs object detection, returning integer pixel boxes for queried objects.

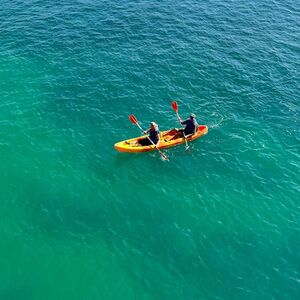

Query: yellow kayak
[114,125,208,153]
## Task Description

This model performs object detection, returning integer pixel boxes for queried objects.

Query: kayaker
[169,114,198,140]
[180,113,198,135]
[126,122,160,146]
[139,122,160,146]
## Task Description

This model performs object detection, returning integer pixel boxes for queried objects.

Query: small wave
[208,112,226,129]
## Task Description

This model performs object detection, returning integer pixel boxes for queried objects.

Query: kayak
[114,125,208,153]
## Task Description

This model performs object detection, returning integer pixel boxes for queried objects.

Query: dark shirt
[181,118,198,135]
[149,128,159,144]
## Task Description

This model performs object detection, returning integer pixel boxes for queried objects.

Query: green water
[0,0,299,299]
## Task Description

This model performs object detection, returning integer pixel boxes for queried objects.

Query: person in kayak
[138,122,160,146]
[181,113,198,135]
[126,122,160,146]
[168,114,198,140]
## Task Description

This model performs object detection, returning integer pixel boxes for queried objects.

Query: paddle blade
[159,151,169,161]
[129,114,138,125]
[171,101,178,113]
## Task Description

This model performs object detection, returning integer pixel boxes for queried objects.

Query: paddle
[171,101,190,150]
[128,114,169,161]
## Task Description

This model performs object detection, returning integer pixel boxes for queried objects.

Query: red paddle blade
[129,114,138,125]
[171,101,178,113]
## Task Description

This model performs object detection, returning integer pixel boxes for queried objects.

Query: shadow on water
[20,173,214,299]
[22,173,299,300]
[16,159,300,300]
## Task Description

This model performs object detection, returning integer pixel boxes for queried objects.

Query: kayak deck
[114,125,208,153]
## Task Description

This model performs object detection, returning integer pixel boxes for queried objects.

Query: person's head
[190,113,196,120]
[150,121,158,129]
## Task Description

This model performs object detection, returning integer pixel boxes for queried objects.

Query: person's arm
[194,120,198,134]
[181,119,188,125]
[156,132,161,146]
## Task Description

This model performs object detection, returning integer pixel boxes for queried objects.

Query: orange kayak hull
[114,125,208,153]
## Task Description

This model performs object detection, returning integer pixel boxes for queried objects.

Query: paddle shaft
[174,107,189,150]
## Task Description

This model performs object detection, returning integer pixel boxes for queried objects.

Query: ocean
[0,0,299,299]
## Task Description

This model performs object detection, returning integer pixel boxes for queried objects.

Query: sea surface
[0,0,299,299]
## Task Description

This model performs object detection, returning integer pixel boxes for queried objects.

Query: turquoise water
[0,0,299,299]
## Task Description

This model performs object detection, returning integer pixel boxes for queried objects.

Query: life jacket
[149,127,159,144]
